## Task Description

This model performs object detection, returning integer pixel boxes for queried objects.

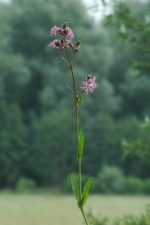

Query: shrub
[87,205,150,225]
[114,205,150,225]
[97,165,125,194]
[143,179,150,195]
[15,177,36,193]
[124,176,144,194]
[87,209,108,225]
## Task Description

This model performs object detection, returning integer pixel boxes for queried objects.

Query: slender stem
[81,208,90,225]
[74,80,89,225]
[75,102,83,208]
[65,48,77,98]
[65,48,90,225]
[59,48,67,62]
[78,152,82,198]
[75,105,79,142]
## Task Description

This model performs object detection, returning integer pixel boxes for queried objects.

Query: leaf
[139,123,150,131]
[61,56,67,63]
[77,129,84,159]
[78,92,84,104]
[67,86,73,93]
[71,175,80,202]
[104,15,113,26]
[81,177,93,207]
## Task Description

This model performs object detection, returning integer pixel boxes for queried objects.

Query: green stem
[81,208,90,225]
[65,48,77,98]
[75,105,79,144]
[78,150,82,198]
[75,83,89,225]
[66,49,90,225]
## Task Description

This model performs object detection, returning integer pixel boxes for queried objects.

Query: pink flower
[50,23,74,39]
[48,39,60,48]
[81,75,97,94]
[48,39,71,49]
[66,27,74,40]
[50,26,58,36]
[58,27,74,40]
[49,23,74,49]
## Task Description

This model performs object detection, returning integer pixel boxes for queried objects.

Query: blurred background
[0,0,150,196]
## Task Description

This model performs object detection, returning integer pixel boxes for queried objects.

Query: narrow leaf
[78,92,84,104]
[77,130,84,159]
[61,56,67,63]
[67,86,73,93]
[82,177,93,207]
[71,175,80,202]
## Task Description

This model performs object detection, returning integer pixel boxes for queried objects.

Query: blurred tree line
[0,0,150,189]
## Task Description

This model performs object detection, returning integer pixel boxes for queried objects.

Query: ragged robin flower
[48,39,71,48]
[49,23,81,53]
[81,75,97,94]
[49,23,74,41]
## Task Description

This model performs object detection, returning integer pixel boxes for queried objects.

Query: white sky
[0,0,10,2]
[1,0,148,21]
[82,0,149,21]
[81,0,113,21]
[0,0,111,19]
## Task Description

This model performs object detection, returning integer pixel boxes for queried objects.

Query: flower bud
[64,29,67,35]
[69,43,74,50]
[63,22,67,29]
[55,40,61,47]
[76,40,80,47]
[87,75,91,80]
[60,38,64,44]
[74,46,80,53]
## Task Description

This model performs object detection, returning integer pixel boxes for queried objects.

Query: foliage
[15,177,36,193]
[104,0,150,74]
[143,179,150,195]
[29,110,76,186]
[87,209,108,225]
[64,171,150,195]
[115,205,150,225]
[0,101,27,188]
[124,176,143,194]
[96,165,125,194]
[64,173,92,193]
[87,205,150,225]
[103,0,150,162]
[0,0,150,189]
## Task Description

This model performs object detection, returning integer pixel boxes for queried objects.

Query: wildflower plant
[49,22,97,225]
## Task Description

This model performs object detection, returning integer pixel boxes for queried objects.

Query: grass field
[0,193,150,225]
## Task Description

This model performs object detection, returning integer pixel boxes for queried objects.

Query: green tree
[1,0,150,189]
[29,111,76,186]
[104,0,150,73]
[0,101,27,188]
[0,1,31,107]
[103,0,150,161]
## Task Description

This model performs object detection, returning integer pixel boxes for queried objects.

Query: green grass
[0,193,150,225]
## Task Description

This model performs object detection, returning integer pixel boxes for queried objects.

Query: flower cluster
[50,24,74,40]
[49,23,97,94]
[49,39,72,49]
[81,75,97,94]
[48,22,75,49]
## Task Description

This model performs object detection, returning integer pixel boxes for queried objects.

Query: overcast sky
[0,0,110,21]
[82,0,112,21]
[1,0,148,22]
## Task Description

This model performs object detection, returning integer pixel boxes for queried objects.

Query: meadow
[0,193,150,225]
